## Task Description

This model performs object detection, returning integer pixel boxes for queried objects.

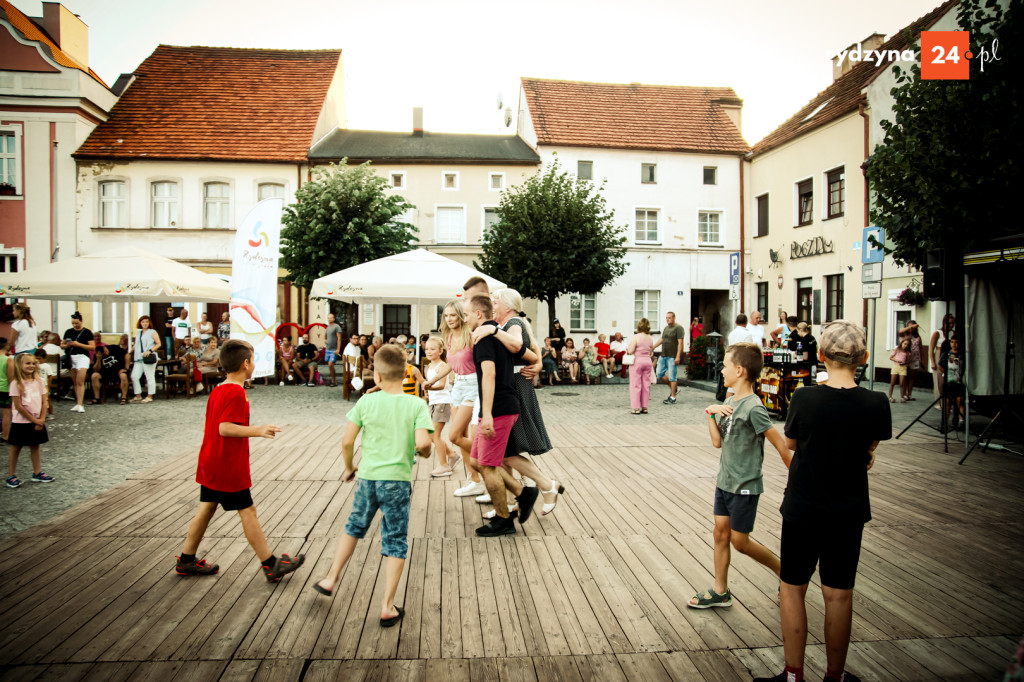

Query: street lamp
[705,331,723,380]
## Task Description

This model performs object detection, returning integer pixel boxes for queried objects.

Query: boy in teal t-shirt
[313,344,432,628]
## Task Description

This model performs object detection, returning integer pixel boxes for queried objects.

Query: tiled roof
[520,78,750,155]
[0,0,108,87]
[309,130,540,164]
[751,0,956,156]
[74,45,341,163]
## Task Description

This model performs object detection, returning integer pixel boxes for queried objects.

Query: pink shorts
[471,414,518,467]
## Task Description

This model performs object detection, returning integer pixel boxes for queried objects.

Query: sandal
[687,588,733,609]
[540,481,565,516]
[120,399,127,405]
[641,408,648,414]
[88,399,102,405]
[632,409,641,415]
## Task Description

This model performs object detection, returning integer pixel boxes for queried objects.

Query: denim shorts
[345,479,412,558]
[450,373,478,408]
[324,350,337,363]
[656,356,677,382]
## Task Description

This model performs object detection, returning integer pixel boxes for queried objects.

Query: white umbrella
[0,246,232,303]
[309,249,505,304]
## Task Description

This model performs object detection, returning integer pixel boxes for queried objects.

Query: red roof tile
[521,78,750,155]
[74,45,341,163]
[751,0,956,156]
[0,0,108,87]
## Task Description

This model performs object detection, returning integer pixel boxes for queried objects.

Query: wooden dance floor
[1,421,1021,680]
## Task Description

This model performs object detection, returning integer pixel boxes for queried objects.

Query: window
[435,206,466,243]
[489,172,505,191]
[698,211,721,245]
[434,305,444,331]
[99,181,127,228]
[0,130,18,190]
[577,161,593,180]
[634,290,660,332]
[756,282,768,320]
[703,167,717,185]
[1,252,20,305]
[98,302,129,334]
[569,294,596,331]
[756,194,769,237]
[442,171,459,190]
[826,167,845,219]
[151,181,179,228]
[634,209,660,243]
[796,277,813,324]
[825,274,844,322]
[258,182,285,201]
[641,163,656,184]
[388,172,405,190]
[203,182,231,228]
[482,207,499,236]
[797,179,813,226]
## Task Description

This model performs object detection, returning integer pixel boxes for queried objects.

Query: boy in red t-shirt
[175,339,305,582]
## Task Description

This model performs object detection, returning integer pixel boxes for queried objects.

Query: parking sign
[730,252,740,285]
[862,227,885,264]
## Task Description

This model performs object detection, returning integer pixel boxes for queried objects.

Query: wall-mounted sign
[862,226,885,264]
[791,237,835,259]
[777,275,784,290]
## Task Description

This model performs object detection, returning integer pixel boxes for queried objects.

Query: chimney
[412,107,424,137]
[38,3,89,69]
[832,32,885,81]
[713,96,744,136]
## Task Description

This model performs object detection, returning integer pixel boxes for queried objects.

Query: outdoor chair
[165,356,197,399]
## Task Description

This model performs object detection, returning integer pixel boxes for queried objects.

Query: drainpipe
[50,129,58,330]
[740,153,748,320]
[859,101,870,330]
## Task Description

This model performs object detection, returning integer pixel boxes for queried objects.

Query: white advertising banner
[231,198,283,378]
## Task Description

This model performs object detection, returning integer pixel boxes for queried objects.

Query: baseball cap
[820,320,866,365]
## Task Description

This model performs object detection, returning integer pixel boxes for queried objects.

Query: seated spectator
[560,337,580,383]
[90,333,129,404]
[293,334,319,386]
[40,332,64,380]
[609,332,628,378]
[279,336,295,384]
[541,337,560,387]
[580,338,602,385]
[196,336,222,377]
[595,333,613,377]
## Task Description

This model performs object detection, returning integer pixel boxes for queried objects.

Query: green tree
[280,161,416,288]
[865,0,1020,267]
[475,159,627,330]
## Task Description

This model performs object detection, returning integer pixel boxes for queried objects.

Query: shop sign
[791,237,834,259]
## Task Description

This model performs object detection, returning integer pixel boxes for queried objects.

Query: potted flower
[896,287,925,307]
[0,183,15,196]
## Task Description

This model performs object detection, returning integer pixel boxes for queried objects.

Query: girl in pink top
[627,318,655,414]
[6,353,53,488]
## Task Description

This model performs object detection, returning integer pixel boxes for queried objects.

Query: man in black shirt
[464,294,537,537]
[293,334,319,386]
[91,334,129,403]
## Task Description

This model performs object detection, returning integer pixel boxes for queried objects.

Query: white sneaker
[71,404,84,413]
[279,381,285,386]
[195,382,204,392]
[454,481,486,497]
[288,374,294,382]
[475,492,491,504]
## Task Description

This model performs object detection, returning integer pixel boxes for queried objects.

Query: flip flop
[312,583,332,597]
[380,606,404,627]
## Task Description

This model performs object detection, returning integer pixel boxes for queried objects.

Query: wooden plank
[572,654,628,682]
[686,650,755,682]
[532,656,583,681]
[495,656,537,682]
[613,653,672,681]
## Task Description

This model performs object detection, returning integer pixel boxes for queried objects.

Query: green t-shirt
[660,323,686,358]
[347,391,433,482]
[0,353,8,393]
[716,393,774,495]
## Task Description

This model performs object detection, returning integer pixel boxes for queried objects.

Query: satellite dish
[504,106,513,127]
[497,92,503,110]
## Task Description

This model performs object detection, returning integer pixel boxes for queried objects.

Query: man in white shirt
[342,332,361,364]
[728,314,754,346]
[172,309,190,354]
[746,310,766,348]
[609,332,628,378]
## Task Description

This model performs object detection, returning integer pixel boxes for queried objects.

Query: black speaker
[924,249,960,300]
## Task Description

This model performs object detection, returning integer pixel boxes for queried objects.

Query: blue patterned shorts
[345,479,412,558]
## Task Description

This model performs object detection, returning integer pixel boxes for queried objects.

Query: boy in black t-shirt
[755,320,891,682]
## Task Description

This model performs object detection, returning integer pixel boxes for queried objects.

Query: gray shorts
[429,402,452,423]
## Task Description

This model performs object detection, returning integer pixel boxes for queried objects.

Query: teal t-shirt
[716,393,774,495]
[347,391,433,482]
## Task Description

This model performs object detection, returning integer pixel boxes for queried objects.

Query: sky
[12,0,943,145]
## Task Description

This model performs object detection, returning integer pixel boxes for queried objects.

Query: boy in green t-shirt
[688,342,792,609]
[312,345,432,628]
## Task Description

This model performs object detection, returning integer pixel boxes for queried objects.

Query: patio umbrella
[309,249,505,304]
[0,246,232,303]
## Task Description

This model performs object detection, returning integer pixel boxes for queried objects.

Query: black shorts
[780,518,864,590]
[200,485,253,511]
[713,487,760,534]
[7,422,49,447]
[0,392,9,408]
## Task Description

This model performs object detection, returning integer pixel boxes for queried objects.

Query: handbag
[622,354,635,366]
[139,333,158,364]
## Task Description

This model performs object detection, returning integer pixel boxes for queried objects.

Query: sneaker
[288,374,294,382]
[263,553,305,582]
[70,404,85,413]
[195,382,204,392]
[823,673,861,682]
[6,476,22,488]
[279,381,285,386]
[175,555,219,576]
[306,381,315,387]
[475,492,492,504]
[515,485,540,524]
[475,513,517,537]
[663,396,677,405]
[430,464,453,477]
[521,476,536,488]
[129,395,143,404]
[753,673,804,682]
[31,472,54,483]
[454,481,486,497]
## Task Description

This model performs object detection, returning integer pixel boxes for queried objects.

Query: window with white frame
[435,206,466,243]
[258,182,285,201]
[203,182,231,228]
[698,211,722,245]
[482,207,499,237]
[389,172,405,189]
[1,251,21,305]
[634,290,660,332]
[151,181,179,228]
[577,160,593,180]
[703,167,717,185]
[635,209,659,243]
[796,178,813,226]
[0,130,19,191]
[442,171,459,190]
[99,181,127,228]
[641,163,656,184]
[826,167,845,219]
[569,293,596,331]
[489,172,505,191]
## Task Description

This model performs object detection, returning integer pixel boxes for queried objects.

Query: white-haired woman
[472,288,565,515]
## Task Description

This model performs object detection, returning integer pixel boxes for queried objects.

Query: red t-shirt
[196,383,251,492]
[594,342,610,359]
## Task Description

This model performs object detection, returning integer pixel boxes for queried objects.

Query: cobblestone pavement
[0,373,957,539]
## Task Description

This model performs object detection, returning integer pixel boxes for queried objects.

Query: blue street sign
[862,227,885,264]
[730,251,740,285]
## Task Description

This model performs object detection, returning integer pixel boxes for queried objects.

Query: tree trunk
[546,297,557,337]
